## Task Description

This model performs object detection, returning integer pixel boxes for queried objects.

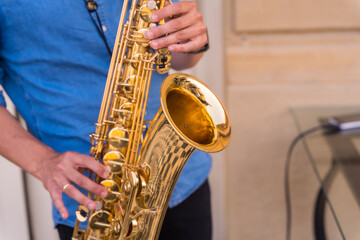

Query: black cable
[285,122,348,240]
[84,0,112,57]
[284,125,325,240]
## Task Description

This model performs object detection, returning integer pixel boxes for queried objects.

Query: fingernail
[61,212,67,219]
[168,45,175,51]
[106,166,111,174]
[88,202,96,210]
[103,169,110,179]
[150,14,158,22]
[101,190,108,198]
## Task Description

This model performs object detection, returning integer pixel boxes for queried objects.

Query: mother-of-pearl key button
[148,0,157,10]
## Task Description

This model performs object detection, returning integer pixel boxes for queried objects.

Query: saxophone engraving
[72,0,231,239]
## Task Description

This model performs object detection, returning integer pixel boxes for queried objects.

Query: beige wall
[223,0,360,239]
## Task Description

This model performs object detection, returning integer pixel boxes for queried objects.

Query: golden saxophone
[72,0,231,239]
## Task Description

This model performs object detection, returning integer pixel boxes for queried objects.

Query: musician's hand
[145,1,207,53]
[38,151,109,219]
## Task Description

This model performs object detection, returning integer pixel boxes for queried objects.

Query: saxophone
[72,0,231,239]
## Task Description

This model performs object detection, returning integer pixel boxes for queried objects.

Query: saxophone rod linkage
[94,222,111,227]
[116,81,134,87]
[111,108,133,114]
[105,160,123,166]
[103,120,117,125]
[126,36,150,45]
[96,0,131,127]
[98,0,137,134]
[125,60,150,165]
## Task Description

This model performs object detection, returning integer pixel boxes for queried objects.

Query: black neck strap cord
[84,0,112,57]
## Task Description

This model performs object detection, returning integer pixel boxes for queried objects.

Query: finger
[150,1,196,22]
[168,35,207,53]
[47,172,72,218]
[72,153,110,179]
[150,23,206,50]
[51,169,98,212]
[49,186,69,219]
[146,12,199,40]
[63,183,97,211]
[65,168,108,198]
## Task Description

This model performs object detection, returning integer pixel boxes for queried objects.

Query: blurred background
[1,0,360,239]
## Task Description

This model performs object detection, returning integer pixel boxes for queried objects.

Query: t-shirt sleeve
[0,67,6,107]
[0,7,6,107]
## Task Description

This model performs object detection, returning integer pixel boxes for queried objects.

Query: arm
[170,52,204,71]
[0,106,109,219]
[145,1,208,70]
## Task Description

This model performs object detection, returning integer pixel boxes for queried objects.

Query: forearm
[0,106,109,217]
[0,106,56,180]
[171,52,204,71]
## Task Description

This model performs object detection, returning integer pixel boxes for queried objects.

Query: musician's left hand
[145,1,208,53]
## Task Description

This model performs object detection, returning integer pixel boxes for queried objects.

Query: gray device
[325,112,360,131]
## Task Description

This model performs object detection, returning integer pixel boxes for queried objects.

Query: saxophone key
[100,180,121,203]
[107,126,130,149]
[87,210,112,238]
[95,201,103,210]
[147,1,157,10]
[139,2,158,23]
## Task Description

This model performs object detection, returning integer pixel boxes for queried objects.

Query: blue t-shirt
[0,0,212,228]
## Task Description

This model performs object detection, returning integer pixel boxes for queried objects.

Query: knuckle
[62,151,72,160]
[151,27,160,37]
[199,24,207,34]
[56,188,63,196]
[78,157,86,166]
[83,198,90,205]
[55,161,66,171]
[100,167,107,176]
[171,20,183,31]
[51,188,62,199]
[194,12,203,22]
[93,161,102,171]
[95,185,105,195]
[67,185,75,195]
[76,156,87,167]
[175,44,184,52]
[175,31,187,42]
[75,176,85,187]
[49,190,57,200]
[171,3,182,13]
[189,1,197,9]
[201,35,207,45]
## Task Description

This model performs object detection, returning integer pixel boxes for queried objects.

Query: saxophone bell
[133,73,230,240]
[160,73,231,152]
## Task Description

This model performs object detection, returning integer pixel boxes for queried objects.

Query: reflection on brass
[103,151,124,175]
[101,180,120,203]
[87,210,112,239]
[108,127,129,149]
[72,0,231,239]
